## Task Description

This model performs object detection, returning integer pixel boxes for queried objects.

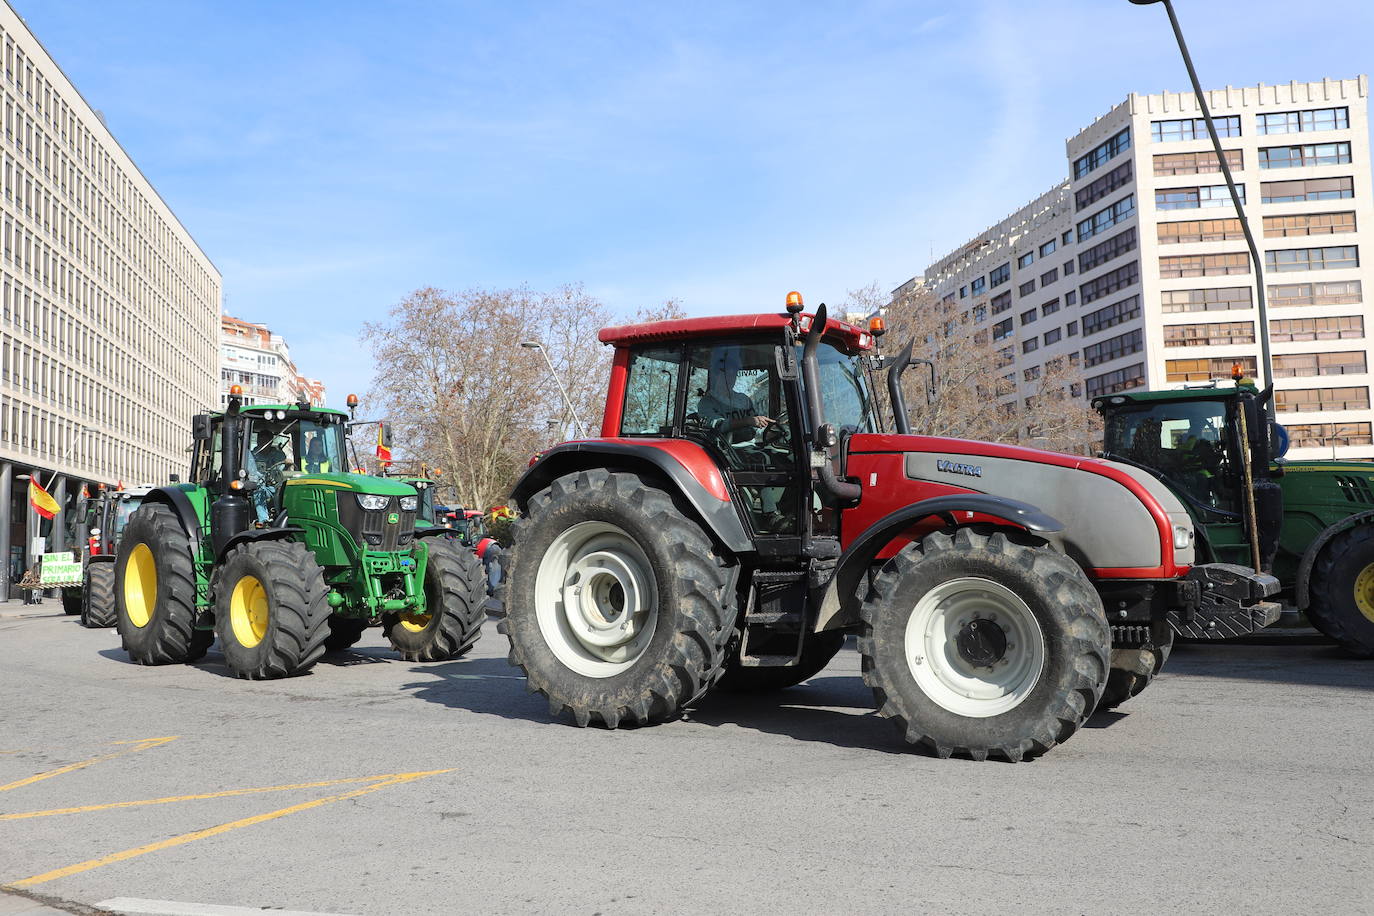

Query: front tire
[213,540,329,679]
[859,527,1109,761]
[385,540,485,661]
[500,470,738,728]
[116,504,203,665]
[62,589,82,615]
[1308,527,1374,658]
[82,563,118,629]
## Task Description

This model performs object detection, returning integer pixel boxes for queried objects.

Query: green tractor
[113,390,487,678]
[1094,379,1373,657]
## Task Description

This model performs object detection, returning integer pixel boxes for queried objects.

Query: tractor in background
[498,295,1279,761]
[1095,375,1374,657]
[114,389,486,678]
[66,485,154,628]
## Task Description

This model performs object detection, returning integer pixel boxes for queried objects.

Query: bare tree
[361,285,684,509]
[845,282,1097,455]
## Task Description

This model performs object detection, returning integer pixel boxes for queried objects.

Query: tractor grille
[335,493,416,552]
[1335,475,1374,504]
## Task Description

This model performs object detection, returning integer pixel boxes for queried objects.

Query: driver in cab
[697,346,774,444]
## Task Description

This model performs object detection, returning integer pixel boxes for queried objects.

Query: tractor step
[738,569,809,667]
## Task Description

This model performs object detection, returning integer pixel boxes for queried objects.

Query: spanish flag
[29,478,59,520]
[376,425,392,467]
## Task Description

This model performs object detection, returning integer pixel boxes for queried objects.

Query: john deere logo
[387,512,400,525]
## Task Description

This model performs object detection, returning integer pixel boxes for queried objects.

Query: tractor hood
[283,472,417,497]
[845,433,1196,575]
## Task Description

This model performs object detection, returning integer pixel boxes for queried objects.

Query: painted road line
[0,773,438,820]
[0,738,178,794]
[96,899,356,916]
[4,769,452,889]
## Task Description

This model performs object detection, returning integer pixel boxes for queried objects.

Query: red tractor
[500,296,1279,760]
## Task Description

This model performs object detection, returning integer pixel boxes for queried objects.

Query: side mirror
[381,422,395,448]
[1270,420,1290,460]
[192,414,213,441]
[775,340,798,381]
[169,473,181,483]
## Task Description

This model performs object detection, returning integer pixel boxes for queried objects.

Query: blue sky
[16,0,1374,405]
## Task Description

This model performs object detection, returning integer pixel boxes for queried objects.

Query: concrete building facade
[0,2,220,598]
[920,77,1373,460]
[219,315,326,409]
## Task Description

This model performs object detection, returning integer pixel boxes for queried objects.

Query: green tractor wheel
[1308,526,1374,658]
[385,539,485,662]
[213,540,330,679]
[116,504,210,665]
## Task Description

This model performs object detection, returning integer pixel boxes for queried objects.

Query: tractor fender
[814,494,1065,632]
[139,486,205,555]
[510,440,753,553]
[87,554,116,565]
[1294,509,1374,609]
[217,526,306,563]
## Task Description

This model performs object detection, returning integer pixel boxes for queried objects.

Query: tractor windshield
[810,341,878,435]
[243,415,347,477]
[1103,399,1237,512]
[111,497,140,540]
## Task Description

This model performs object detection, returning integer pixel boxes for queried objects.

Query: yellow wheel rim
[398,612,431,633]
[1354,564,1374,624]
[123,543,158,629]
[230,575,270,648]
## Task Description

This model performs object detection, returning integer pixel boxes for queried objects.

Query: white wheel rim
[903,576,1045,718]
[534,521,659,678]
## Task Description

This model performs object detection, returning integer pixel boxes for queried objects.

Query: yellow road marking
[4,769,452,889]
[0,738,178,794]
[0,772,431,820]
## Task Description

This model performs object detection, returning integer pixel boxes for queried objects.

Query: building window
[1022,337,1040,354]
[971,276,987,295]
[1151,115,1242,142]
[1267,279,1362,307]
[1256,107,1349,135]
[1065,290,1078,305]
[1275,387,1369,413]
[1039,239,1057,257]
[990,291,1012,314]
[1265,245,1359,273]
[1162,320,1256,347]
[1063,260,1075,276]
[1272,350,1367,378]
[1261,176,1354,203]
[1158,217,1245,244]
[1270,315,1364,342]
[1259,142,1352,169]
[1078,194,1136,242]
[1086,363,1146,397]
[1082,294,1141,336]
[992,318,1013,341]
[972,304,988,323]
[1024,365,1041,382]
[1083,328,1143,367]
[1263,211,1356,238]
[1020,308,1037,325]
[1079,261,1139,304]
[1044,327,1062,345]
[1040,267,1059,286]
[1166,356,1257,383]
[960,285,968,298]
[1161,286,1253,313]
[1073,127,1132,180]
[1153,149,1244,176]
[1158,251,1250,278]
[1042,299,1060,317]
[1284,422,1373,448]
[1017,252,1034,269]
[1079,227,1138,272]
[1067,321,1078,336]
[1155,184,1245,210]
[1075,161,1133,212]
[1018,280,1036,296]
[989,262,1011,288]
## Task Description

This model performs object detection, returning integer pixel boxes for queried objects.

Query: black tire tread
[1308,526,1374,658]
[385,539,485,661]
[213,540,329,679]
[116,503,203,665]
[82,562,118,629]
[1098,634,1173,710]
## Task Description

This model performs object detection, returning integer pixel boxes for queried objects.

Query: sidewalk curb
[0,887,114,915]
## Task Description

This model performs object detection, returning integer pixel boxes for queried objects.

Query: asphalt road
[0,602,1370,916]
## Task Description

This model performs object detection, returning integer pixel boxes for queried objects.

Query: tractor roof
[210,404,350,420]
[1093,383,1256,409]
[598,312,873,353]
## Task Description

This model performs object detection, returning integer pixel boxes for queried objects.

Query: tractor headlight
[1173,525,1194,550]
[399,496,418,511]
[357,494,390,511]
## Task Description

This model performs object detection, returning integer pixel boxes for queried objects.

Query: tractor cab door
[1102,397,1242,518]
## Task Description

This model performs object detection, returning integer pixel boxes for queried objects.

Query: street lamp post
[1129,0,1275,417]
[519,340,589,439]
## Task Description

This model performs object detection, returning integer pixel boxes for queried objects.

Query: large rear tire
[385,540,485,661]
[1308,526,1374,658]
[500,470,738,728]
[213,540,329,679]
[859,527,1109,762]
[116,504,203,665]
[82,563,118,629]
[1098,631,1173,710]
[62,589,82,615]
[716,631,846,692]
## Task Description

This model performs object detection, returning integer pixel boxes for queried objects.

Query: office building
[219,315,326,408]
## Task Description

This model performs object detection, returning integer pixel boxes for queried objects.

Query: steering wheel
[761,420,788,448]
